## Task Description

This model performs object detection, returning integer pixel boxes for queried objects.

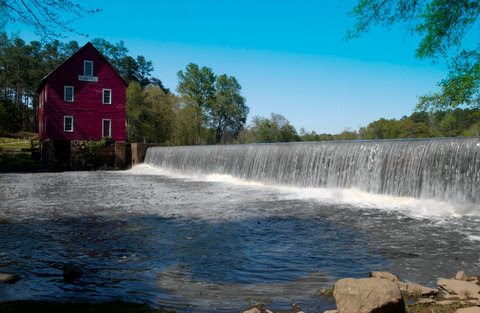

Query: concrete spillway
[145,138,480,205]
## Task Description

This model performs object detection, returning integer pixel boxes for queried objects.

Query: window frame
[64,116,74,132]
[64,85,74,102]
[84,60,93,77]
[102,88,112,104]
[102,119,112,138]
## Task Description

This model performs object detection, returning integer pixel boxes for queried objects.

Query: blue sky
[8,0,447,133]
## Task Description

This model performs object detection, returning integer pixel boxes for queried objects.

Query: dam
[145,138,480,206]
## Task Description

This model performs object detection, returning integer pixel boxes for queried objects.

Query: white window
[64,116,74,132]
[102,119,112,138]
[102,89,112,104]
[64,86,74,102]
[84,60,93,76]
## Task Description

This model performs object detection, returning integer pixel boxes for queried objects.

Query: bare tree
[1,0,100,40]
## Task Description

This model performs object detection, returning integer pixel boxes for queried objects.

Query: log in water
[145,138,480,205]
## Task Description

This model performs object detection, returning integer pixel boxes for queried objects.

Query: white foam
[128,164,479,219]
[468,235,480,242]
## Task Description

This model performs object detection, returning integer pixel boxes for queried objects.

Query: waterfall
[144,138,480,204]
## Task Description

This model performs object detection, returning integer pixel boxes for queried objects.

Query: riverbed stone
[333,277,405,313]
[323,310,338,313]
[456,271,469,281]
[0,273,19,284]
[369,271,400,282]
[242,308,261,313]
[438,278,480,298]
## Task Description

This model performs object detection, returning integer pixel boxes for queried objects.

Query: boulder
[455,307,480,313]
[456,271,469,281]
[242,308,261,313]
[0,272,20,284]
[438,278,480,298]
[323,311,338,313]
[333,277,405,313]
[369,271,400,282]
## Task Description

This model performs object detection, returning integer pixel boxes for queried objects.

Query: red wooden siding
[38,42,126,141]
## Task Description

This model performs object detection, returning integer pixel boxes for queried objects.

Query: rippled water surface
[0,167,479,312]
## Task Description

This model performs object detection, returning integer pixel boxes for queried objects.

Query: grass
[0,152,43,172]
[0,300,176,313]
[0,137,31,150]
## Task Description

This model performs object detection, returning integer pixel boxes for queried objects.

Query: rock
[435,300,460,305]
[397,281,436,297]
[369,271,400,282]
[323,311,338,313]
[63,263,83,283]
[467,299,480,305]
[406,282,437,296]
[442,293,466,300]
[242,308,261,313]
[416,298,435,304]
[456,271,469,281]
[0,272,20,284]
[438,278,480,298]
[292,303,302,312]
[467,276,479,282]
[333,277,405,313]
[455,307,480,313]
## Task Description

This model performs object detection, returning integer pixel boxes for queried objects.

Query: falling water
[145,138,480,205]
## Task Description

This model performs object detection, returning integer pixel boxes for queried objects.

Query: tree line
[235,108,480,143]
[1,33,479,145]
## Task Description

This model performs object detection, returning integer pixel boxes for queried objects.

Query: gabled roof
[37,42,128,93]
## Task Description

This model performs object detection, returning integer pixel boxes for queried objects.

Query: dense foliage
[177,64,248,144]
[349,0,480,111]
[298,108,480,142]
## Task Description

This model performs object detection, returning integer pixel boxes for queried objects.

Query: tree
[177,63,216,143]
[1,0,100,40]
[248,113,298,143]
[126,82,146,142]
[143,85,178,144]
[210,74,248,143]
[349,0,480,110]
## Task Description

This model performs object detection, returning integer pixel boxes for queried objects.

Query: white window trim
[102,89,112,104]
[84,60,93,76]
[64,85,74,102]
[102,119,112,138]
[64,116,74,132]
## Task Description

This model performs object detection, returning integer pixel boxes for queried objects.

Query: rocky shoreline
[2,269,480,313]
[241,270,480,313]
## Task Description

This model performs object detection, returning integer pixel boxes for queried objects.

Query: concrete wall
[131,143,149,166]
